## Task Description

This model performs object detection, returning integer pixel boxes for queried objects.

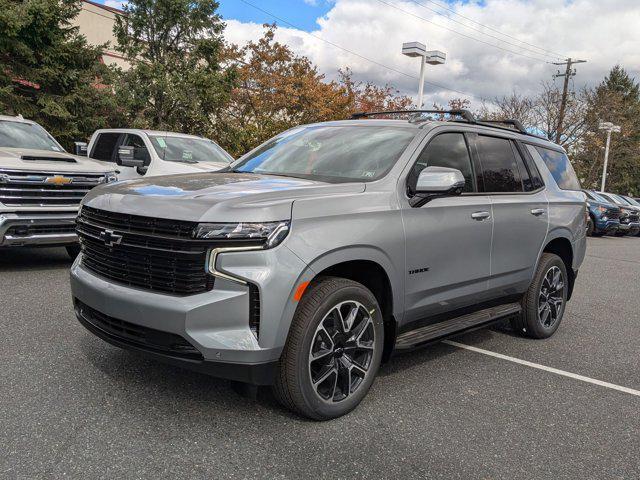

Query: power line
[411,0,566,59]
[375,0,552,63]
[405,0,564,61]
[237,0,476,98]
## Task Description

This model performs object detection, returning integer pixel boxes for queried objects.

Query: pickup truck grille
[0,169,106,207]
[76,206,215,295]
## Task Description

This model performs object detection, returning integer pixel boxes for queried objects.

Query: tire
[65,244,81,259]
[511,253,568,339]
[586,216,595,236]
[273,276,384,420]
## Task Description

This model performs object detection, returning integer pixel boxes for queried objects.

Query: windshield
[624,196,640,206]
[0,120,64,152]
[230,125,417,183]
[149,136,232,164]
[587,191,609,203]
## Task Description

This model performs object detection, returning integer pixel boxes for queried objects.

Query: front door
[401,131,493,325]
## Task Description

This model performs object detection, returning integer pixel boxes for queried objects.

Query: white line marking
[443,340,640,397]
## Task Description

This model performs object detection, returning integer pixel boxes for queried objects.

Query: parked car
[620,195,640,237]
[598,192,640,236]
[0,115,117,257]
[70,110,586,420]
[582,190,621,236]
[80,129,233,180]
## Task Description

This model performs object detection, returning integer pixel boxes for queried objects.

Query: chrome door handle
[530,208,546,216]
[471,211,491,221]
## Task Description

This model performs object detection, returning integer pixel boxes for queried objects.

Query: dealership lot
[2,237,639,479]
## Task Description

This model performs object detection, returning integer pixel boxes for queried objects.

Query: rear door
[472,134,549,297]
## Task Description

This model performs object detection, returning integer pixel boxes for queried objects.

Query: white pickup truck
[81,129,233,180]
[0,115,117,257]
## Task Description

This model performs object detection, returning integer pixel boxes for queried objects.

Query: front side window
[149,136,232,164]
[90,133,121,161]
[231,126,417,183]
[408,133,474,193]
[0,120,63,152]
[529,145,581,191]
[476,135,523,193]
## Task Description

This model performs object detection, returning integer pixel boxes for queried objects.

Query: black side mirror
[74,142,88,156]
[117,146,145,168]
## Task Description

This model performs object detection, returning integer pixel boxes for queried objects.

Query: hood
[0,147,114,173]
[83,172,365,222]
[587,199,620,211]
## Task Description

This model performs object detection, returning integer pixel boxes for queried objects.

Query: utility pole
[598,121,621,192]
[553,58,586,144]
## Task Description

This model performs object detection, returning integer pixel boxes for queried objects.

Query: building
[73,0,129,70]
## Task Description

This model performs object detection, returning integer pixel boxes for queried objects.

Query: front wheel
[511,253,568,339]
[273,277,384,420]
[586,216,595,236]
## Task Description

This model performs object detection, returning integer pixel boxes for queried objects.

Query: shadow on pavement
[0,247,72,272]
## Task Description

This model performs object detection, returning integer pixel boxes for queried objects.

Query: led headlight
[193,221,290,248]
[105,172,118,183]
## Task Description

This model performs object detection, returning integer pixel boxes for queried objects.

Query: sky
[99,0,640,107]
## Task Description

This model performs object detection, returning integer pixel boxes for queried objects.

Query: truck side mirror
[410,166,465,207]
[74,142,88,157]
[117,146,145,168]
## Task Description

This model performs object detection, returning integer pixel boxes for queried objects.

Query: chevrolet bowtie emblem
[45,175,73,186]
[100,229,123,247]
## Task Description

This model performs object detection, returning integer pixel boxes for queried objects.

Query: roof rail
[350,109,476,122]
[477,119,527,134]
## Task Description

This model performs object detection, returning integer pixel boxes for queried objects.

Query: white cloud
[104,0,127,10]
[224,0,640,106]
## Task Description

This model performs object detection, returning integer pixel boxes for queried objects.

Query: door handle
[530,208,546,216]
[471,211,491,221]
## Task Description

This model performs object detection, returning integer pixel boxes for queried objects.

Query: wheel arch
[540,235,575,299]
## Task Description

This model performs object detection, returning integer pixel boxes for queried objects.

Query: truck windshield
[230,125,417,183]
[0,120,64,152]
[149,136,232,164]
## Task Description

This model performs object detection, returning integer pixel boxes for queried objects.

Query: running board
[395,302,521,350]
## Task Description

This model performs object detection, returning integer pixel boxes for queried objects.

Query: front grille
[606,209,620,219]
[76,300,203,360]
[0,169,106,207]
[77,207,215,295]
[7,224,76,236]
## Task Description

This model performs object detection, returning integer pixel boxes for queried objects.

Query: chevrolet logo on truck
[99,229,123,247]
[44,175,73,186]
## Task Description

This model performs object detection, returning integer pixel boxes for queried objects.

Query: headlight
[596,206,607,213]
[105,172,118,183]
[193,221,290,248]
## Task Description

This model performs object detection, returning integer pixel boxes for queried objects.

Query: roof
[0,115,35,124]
[94,128,204,139]
[82,0,123,15]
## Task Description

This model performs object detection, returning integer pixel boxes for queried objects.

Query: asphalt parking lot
[2,237,639,479]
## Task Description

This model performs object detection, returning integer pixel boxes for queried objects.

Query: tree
[113,0,235,135]
[0,0,120,149]
[338,68,412,113]
[573,66,640,194]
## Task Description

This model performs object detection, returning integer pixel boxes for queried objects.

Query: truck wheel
[511,253,568,339]
[586,216,595,236]
[273,276,384,420]
[65,244,81,259]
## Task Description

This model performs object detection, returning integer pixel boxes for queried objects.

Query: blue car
[583,190,621,236]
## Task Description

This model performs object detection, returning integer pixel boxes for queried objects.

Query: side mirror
[410,166,465,207]
[74,142,88,156]
[117,146,145,168]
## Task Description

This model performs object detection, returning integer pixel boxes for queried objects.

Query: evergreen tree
[113,0,235,136]
[0,0,119,149]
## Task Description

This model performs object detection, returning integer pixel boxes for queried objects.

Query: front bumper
[594,218,619,233]
[0,212,77,247]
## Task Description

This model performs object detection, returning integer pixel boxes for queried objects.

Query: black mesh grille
[249,283,260,338]
[607,209,620,219]
[75,300,202,360]
[77,206,215,295]
[7,224,76,236]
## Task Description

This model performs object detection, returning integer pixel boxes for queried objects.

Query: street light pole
[598,121,621,192]
[402,42,446,108]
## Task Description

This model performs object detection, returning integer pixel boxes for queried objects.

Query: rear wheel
[273,277,384,420]
[511,253,568,339]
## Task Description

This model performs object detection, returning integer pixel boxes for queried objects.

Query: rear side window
[409,133,474,193]
[90,133,121,162]
[475,135,523,192]
[528,145,581,191]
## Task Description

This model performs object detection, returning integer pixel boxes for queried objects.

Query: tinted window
[408,133,474,193]
[232,126,416,183]
[530,145,581,191]
[518,143,544,190]
[512,146,535,191]
[90,133,121,161]
[476,135,523,192]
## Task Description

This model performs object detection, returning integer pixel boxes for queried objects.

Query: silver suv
[70,110,587,420]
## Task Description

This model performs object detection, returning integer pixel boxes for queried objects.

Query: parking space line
[443,340,640,397]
